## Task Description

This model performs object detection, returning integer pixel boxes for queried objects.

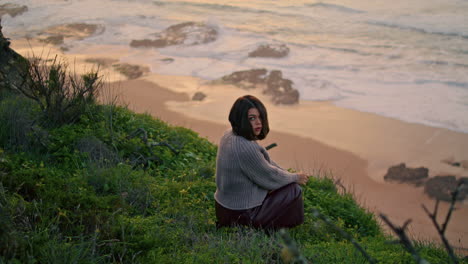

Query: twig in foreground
[421,181,464,264]
[379,214,429,264]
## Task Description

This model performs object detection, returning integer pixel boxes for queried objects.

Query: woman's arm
[236,142,299,190]
[270,159,284,170]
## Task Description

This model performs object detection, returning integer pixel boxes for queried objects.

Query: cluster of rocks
[38,23,104,49]
[130,22,218,48]
[0,3,28,19]
[192,92,206,101]
[220,68,299,105]
[384,163,428,187]
[129,21,296,104]
[83,58,149,80]
[384,163,468,202]
[112,63,150,80]
[425,176,468,202]
[248,43,290,58]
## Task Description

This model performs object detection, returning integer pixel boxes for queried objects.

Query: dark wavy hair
[228,95,269,140]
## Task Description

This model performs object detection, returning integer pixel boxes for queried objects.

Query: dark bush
[16,55,102,126]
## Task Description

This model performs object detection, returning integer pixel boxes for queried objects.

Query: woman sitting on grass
[214,95,310,230]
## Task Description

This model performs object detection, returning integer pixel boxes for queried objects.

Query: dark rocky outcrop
[112,63,149,80]
[37,23,104,48]
[0,20,29,93]
[383,163,428,186]
[265,70,299,105]
[424,175,468,201]
[130,22,218,48]
[248,43,290,58]
[220,68,299,105]
[84,58,119,68]
[221,69,267,88]
[39,35,64,45]
[192,92,206,101]
[384,162,468,202]
[0,3,28,18]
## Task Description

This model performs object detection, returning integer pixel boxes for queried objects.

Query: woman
[214,95,309,230]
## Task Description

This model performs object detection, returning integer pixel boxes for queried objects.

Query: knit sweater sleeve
[270,160,284,170]
[235,139,299,190]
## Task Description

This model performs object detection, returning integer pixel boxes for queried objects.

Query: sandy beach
[11,39,468,253]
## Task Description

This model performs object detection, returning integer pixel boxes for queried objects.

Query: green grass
[1,65,466,263]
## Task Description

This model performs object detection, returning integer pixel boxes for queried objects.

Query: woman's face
[248,108,262,136]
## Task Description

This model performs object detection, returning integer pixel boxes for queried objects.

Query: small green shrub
[0,95,44,152]
[16,55,102,126]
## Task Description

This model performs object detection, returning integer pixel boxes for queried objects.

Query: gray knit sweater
[214,129,299,210]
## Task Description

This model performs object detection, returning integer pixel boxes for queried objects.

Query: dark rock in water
[37,23,105,48]
[39,35,64,45]
[221,69,268,87]
[220,69,299,105]
[192,92,206,101]
[161,58,174,64]
[264,70,299,105]
[85,57,119,68]
[271,89,299,105]
[424,175,468,201]
[130,39,169,48]
[0,3,28,18]
[130,22,218,48]
[383,163,428,186]
[112,63,149,80]
[248,44,290,58]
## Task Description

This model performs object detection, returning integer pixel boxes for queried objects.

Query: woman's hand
[296,172,310,185]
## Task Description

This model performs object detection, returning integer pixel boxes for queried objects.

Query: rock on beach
[130,22,218,48]
[35,23,105,50]
[220,69,299,105]
[383,163,428,186]
[248,43,290,58]
[424,175,468,201]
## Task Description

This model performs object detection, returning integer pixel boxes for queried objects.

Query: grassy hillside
[0,56,465,263]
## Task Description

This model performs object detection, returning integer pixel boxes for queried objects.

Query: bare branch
[12,54,103,125]
[421,181,464,264]
[333,178,347,194]
[127,128,179,155]
[149,142,179,155]
[442,182,463,234]
[379,214,429,264]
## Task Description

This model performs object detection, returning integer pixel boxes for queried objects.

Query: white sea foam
[3,0,468,133]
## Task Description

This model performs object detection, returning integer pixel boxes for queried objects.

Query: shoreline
[11,38,468,252]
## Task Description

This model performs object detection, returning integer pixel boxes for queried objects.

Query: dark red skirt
[215,183,304,230]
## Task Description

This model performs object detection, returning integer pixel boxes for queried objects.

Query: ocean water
[3,0,468,133]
